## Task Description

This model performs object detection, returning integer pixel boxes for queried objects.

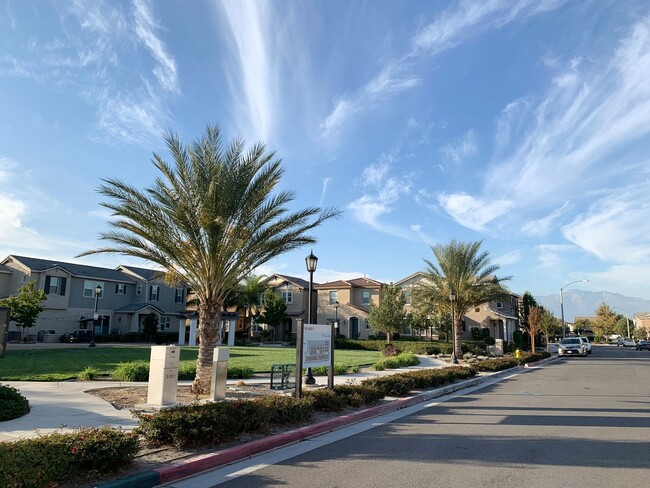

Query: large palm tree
[78,124,340,393]
[413,240,510,359]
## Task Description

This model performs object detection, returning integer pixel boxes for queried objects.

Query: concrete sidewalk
[0,355,448,442]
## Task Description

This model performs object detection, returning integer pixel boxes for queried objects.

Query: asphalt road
[168,345,650,488]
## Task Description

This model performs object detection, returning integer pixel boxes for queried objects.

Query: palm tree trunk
[192,299,223,394]
[453,315,462,360]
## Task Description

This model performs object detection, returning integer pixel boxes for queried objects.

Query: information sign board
[302,324,332,367]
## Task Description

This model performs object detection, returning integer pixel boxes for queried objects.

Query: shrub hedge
[336,339,487,355]
[0,427,138,488]
[0,384,30,421]
[473,351,551,372]
[111,361,254,382]
[311,364,360,376]
[363,365,477,396]
[135,395,313,448]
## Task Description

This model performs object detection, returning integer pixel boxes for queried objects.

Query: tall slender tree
[413,240,510,359]
[79,124,340,393]
[368,283,407,344]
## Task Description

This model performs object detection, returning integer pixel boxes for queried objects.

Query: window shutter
[149,286,152,300]
[60,277,67,296]
[115,284,119,294]
[44,276,51,293]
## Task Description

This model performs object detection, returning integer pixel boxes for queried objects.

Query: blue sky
[2,0,650,299]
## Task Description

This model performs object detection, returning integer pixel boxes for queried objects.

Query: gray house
[0,255,188,338]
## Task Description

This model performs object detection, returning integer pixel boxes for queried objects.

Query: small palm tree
[226,274,268,336]
[79,124,340,393]
[413,240,510,359]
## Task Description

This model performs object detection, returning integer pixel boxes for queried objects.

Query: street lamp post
[560,279,589,338]
[304,251,318,385]
[334,301,339,337]
[89,284,102,348]
[449,291,458,364]
[612,306,631,338]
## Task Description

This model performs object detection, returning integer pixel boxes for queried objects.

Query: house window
[403,325,413,336]
[45,276,66,296]
[175,288,185,303]
[115,284,126,295]
[83,280,104,298]
[136,284,142,296]
[403,290,411,305]
[159,316,171,330]
[258,293,265,305]
[329,291,338,305]
[496,301,503,309]
[362,291,370,305]
[150,285,159,301]
[282,291,293,304]
[22,275,27,283]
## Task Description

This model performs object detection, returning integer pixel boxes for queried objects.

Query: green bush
[0,427,138,488]
[303,388,347,411]
[112,360,150,381]
[518,352,550,364]
[474,357,519,372]
[135,396,313,448]
[332,384,385,407]
[112,361,255,382]
[363,375,416,397]
[372,353,419,370]
[311,364,360,376]
[77,366,101,381]
[0,384,30,421]
[336,339,486,355]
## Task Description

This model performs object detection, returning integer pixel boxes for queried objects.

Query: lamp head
[95,284,102,296]
[305,250,318,273]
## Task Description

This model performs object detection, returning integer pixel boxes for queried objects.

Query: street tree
[539,308,561,350]
[78,124,340,393]
[614,315,630,337]
[519,291,538,334]
[142,313,159,342]
[368,283,407,343]
[259,289,287,339]
[593,303,618,341]
[413,240,510,359]
[228,274,267,336]
[0,281,46,341]
[528,306,542,353]
[572,318,592,336]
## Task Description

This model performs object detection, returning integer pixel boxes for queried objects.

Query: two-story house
[0,255,189,338]
[396,272,520,342]
[260,274,315,341]
[315,277,383,340]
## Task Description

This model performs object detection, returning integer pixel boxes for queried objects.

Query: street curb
[97,358,556,488]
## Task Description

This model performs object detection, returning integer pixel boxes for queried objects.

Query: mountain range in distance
[532,289,650,321]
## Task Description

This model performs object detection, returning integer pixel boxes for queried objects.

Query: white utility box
[147,345,180,407]
[209,347,230,401]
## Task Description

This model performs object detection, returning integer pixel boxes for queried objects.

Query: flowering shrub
[0,384,30,421]
[135,396,313,448]
[372,353,419,371]
[0,427,138,488]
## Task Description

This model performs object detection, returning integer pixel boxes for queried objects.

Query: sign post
[0,307,10,359]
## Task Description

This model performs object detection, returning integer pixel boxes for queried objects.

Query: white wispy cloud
[319,177,330,207]
[1,0,178,148]
[218,0,276,142]
[437,193,513,232]
[439,130,478,164]
[521,203,569,237]
[321,0,563,143]
[535,244,575,268]
[441,15,650,253]
[133,0,179,94]
[494,250,522,267]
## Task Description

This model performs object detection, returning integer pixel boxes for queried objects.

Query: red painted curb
[156,393,425,484]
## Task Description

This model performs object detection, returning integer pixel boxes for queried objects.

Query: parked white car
[558,337,588,357]
[622,337,636,347]
[579,336,592,354]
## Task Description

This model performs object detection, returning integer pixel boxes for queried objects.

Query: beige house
[261,274,315,341]
[396,272,521,342]
[315,277,383,340]
[633,312,650,339]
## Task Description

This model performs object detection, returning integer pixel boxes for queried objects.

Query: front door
[350,317,359,339]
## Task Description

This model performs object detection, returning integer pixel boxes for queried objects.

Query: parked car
[622,337,636,347]
[68,330,94,343]
[558,337,588,357]
[579,336,592,354]
[635,340,650,351]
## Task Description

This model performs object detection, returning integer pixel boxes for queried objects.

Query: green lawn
[0,346,381,381]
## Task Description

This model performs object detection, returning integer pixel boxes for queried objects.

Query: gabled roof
[316,277,383,289]
[3,255,136,283]
[117,265,164,282]
[114,303,166,314]
[395,272,427,286]
[266,274,312,290]
[0,264,11,274]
